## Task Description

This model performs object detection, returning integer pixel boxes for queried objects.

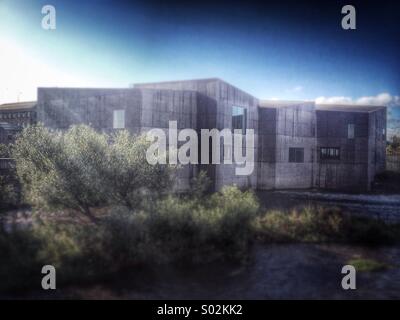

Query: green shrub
[0,186,260,292]
[188,170,212,199]
[0,227,43,291]
[0,174,19,210]
[347,258,389,272]
[135,186,259,264]
[253,206,400,245]
[12,125,173,221]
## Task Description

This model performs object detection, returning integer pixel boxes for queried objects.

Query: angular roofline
[0,101,37,111]
[134,77,257,100]
[37,86,199,95]
[316,103,386,113]
[259,99,314,108]
[38,87,130,90]
[134,77,221,87]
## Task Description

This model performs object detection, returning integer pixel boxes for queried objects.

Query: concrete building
[315,104,386,191]
[0,101,37,144]
[1,78,386,191]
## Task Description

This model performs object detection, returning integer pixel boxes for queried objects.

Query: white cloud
[293,86,303,93]
[315,96,353,104]
[315,93,400,107]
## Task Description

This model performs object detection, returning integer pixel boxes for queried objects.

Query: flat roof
[259,100,313,108]
[134,78,221,87]
[0,101,36,111]
[315,104,386,113]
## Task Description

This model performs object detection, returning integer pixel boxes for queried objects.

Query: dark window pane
[289,148,296,162]
[289,147,304,163]
[320,147,340,160]
[232,106,246,133]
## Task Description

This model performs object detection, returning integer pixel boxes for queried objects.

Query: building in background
[0,101,37,144]
[0,78,386,191]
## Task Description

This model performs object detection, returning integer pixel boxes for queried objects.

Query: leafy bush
[253,206,400,245]
[12,125,173,221]
[142,186,258,263]
[0,186,260,292]
[0,174,18,210]
[0,227,43,291]
[347,258,389,272]
[0,143,11,158]
[188,170,212,199]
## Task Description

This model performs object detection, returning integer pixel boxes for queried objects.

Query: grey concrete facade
[134,79,259,190]
[31,78,388,191]
[258,101,316,190]
[315,104,386,191]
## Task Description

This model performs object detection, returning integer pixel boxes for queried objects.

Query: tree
[13,125,174,222]
[392,135,400,150]
[0,144,11,158]
[105,130,174,209]
[13,125,105,222]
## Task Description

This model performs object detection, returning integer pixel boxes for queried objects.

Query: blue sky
[1,0,399,135]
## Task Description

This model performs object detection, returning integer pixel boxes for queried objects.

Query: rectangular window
[113,109,125,129]
[347,123,355,139]
[289,147,304,163]
[320,147,340,160]
[232,106,247,133]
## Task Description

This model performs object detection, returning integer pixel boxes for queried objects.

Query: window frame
[231,106,247,134]
[288,147,304,163]
[347,123,355,139]
[320,147,340,160]
[113,109,125,129]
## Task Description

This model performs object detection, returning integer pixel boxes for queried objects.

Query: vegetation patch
[253,206,400,245]
[347,258,389,272]
[0,186,259,292]
[1,125,399,293]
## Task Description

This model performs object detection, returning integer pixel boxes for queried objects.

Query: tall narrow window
[232,106,247,134]
[347,123,355,139]
[113,109,125,129]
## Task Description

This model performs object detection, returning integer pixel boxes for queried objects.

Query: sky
[1,0,399,136]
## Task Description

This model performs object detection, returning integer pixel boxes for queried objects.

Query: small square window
[289,147,304,163]
[113,109,125,129]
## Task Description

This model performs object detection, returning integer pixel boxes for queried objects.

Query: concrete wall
[35,83,387,193]
[136,79,259,191]
[37,87,199,192]
[37,88,143,133]
[257,107,277,189]
[257,102,316,190]
[315,109,385,191]
[367,108,387,185]
[275,103,316,189]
